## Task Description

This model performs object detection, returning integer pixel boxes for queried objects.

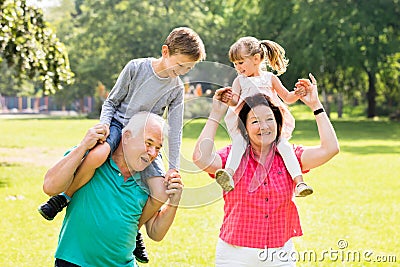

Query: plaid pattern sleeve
[214,145,305,249]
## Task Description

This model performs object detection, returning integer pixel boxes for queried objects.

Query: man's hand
[165,172,183,206]
[80,123,108,150]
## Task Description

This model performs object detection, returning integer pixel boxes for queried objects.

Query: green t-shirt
[55,155,148,267]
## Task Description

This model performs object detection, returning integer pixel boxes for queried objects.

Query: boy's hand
[81,124,108,150]
[164,168,179,183]
[98,123,110,144]
[165,172,184,206]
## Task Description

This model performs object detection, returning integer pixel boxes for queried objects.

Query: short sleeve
[293,145,310,174]
[208,145,232,178]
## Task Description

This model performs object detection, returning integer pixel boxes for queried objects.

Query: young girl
[215,36,313,197]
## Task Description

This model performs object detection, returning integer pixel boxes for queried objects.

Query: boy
[38,27,206,263]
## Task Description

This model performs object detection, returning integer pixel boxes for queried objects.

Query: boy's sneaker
[215,169,234,192]
[38,194,69,220]
[133,231,149,263]
[295,182,314,197]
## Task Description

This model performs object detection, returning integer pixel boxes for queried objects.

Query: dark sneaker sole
[296,188,314,197]
[215,170,234,192]
[37,206,55,220]
[135,258,149,264]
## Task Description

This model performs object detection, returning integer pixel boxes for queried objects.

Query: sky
[26,0,60,9]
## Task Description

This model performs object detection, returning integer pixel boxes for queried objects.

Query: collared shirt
[212,144,308,249]
[55,153,148,267]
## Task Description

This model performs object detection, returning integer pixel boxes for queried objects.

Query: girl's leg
[225,133,247,175]
[216,132,247,191]
[277,137,303,181]
[277,137,313,197]
[216,110,247,192]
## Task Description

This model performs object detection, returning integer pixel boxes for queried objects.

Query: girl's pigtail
[260,40,289,76]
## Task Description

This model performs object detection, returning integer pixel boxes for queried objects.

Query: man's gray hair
[122,111,169,140]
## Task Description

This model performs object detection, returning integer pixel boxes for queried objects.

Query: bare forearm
[315,111,340,156]
[43,144,88,196]
[145,204,178,241]
[283,92,300,104]
[192,111,221,172]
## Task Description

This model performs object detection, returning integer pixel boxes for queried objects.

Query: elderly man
[42,112,183,267]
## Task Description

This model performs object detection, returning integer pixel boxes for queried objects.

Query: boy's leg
[38,118,123,220]
[38,143,111,220]
[65,143,111,196]
[277,137,313,197]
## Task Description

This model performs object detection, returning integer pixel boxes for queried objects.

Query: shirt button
[265,198,268,202]
[118,173,122,176]
[263,182,267,186]
[265,215,268,218]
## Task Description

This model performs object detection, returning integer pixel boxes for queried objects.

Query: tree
[0,0,74,95]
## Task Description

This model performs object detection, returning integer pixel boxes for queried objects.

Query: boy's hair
[229,36,289,75]
[164,27,206,62]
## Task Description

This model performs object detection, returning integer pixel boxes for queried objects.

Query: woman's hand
[296,73,323,111]
[210,87,231,120]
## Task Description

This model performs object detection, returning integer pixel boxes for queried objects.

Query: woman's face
[245,105,277,149]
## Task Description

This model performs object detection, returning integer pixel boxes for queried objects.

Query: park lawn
[0,117,399,267]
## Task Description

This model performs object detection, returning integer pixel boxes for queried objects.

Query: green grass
[0,116,399,266]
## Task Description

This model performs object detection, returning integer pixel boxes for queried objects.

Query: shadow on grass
[0,115,91,121]
[183,119,399,141]
[183,117,230,140]
[183,119,400,155]
[0,162,18,188]
[339,145,400,154]
[296,120,400,141]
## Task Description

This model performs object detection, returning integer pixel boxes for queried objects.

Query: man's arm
[42,124,107,196]
[144,173,183,242]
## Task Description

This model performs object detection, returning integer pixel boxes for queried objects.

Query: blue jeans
[106,118,124,153]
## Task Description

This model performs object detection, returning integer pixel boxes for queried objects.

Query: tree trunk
[337,92,343,118]
[367,71,376,118]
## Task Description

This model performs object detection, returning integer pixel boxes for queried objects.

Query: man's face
[165,54,197,78]
[122,119,164,172]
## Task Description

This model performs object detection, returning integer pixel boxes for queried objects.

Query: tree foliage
[2,0,399,118]
[0,0,74,95]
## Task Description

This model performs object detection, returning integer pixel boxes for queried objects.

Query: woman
[192,74,339,267]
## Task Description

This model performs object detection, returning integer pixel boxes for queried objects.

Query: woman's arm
[192,88,229,173]
[296,74,340,171]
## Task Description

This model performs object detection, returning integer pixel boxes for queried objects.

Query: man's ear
[123,130,131,144]
[161,45,170,58]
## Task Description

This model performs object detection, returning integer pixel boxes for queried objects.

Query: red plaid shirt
[212,144,308,249]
